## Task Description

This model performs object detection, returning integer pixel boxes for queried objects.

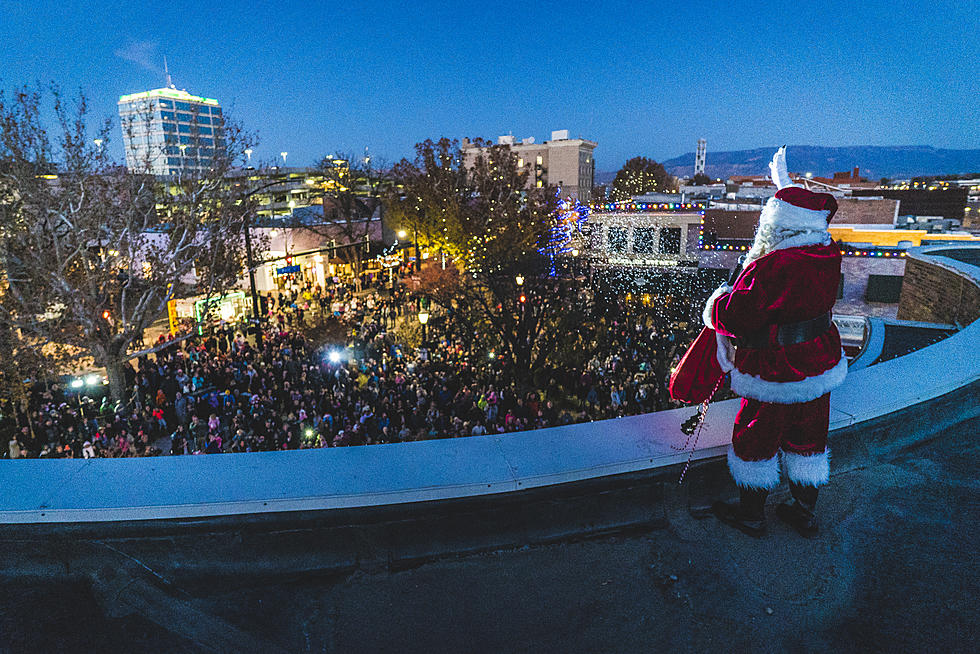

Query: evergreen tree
[611,156,675,201]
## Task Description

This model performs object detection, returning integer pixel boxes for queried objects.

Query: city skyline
[2,0,978,170]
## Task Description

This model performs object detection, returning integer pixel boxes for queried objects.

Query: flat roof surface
[118,88,220,106]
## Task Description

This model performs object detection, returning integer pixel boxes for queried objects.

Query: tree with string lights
[611,156,676,201]
[386,138,598,385]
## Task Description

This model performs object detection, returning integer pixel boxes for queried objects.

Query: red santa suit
[703,185,847,491]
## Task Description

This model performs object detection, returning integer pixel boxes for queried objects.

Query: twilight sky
[1,0,977,171]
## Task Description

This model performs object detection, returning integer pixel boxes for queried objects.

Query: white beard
[744,221,797,266]
[744,199,832,266]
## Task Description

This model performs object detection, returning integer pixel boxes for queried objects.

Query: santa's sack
[669,326,726,404]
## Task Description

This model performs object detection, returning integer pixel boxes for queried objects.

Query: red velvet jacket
[703,237,847,404]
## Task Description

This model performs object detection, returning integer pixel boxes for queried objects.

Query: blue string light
[540,189,590,276]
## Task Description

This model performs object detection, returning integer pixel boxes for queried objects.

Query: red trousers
[732,394,830,462]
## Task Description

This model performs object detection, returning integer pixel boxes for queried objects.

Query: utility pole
[243,215,263,348]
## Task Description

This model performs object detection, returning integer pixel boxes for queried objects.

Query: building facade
[586,207,704,269]
[462,130,597,202]
[118,87,224,176]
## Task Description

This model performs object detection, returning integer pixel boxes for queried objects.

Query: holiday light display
[592,201,706,213]
[540,189,590,275]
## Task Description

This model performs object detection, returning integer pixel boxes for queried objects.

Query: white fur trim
[770,231,832,251]
[760,196,830,232]
[727,445,781,490]
[730,353,848,404]
[782,449,831,487]
[702,284,732,330]
[716,332,735,373]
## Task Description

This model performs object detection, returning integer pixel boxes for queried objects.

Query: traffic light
[518,294,526,304]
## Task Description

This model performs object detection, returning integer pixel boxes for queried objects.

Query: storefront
[168,291,251,334]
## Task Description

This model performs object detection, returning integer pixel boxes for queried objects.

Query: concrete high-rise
[118,86,223,176]
[462,130,597,203]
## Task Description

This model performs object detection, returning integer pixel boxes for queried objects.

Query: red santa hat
[761,186,838,232]
[760,147,838,233]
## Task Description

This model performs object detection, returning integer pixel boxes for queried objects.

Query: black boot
[712,488,768,537]
[776,483,819,538]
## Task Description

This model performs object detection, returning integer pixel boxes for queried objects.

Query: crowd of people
[2,281,705,460]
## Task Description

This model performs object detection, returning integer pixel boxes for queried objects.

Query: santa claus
[704,147,847,537]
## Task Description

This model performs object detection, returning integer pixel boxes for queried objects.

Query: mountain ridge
[599,146,980,182]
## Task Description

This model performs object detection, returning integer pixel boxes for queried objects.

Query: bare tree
[297,151,391,290]
[0,85,257,402]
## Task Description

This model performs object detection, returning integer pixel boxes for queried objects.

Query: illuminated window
[660,228,681,254]
[608,227,629,252]
[518,158,524,167]
[536,180,543,188]
[536,155,543,165]
[634,228,657,253]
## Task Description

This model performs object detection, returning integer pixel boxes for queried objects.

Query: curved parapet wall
[1,246,978,529]
[898,246,980,325]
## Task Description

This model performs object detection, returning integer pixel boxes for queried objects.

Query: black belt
[738,312,833,349]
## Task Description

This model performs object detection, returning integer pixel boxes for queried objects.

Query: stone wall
[898,255,980,325]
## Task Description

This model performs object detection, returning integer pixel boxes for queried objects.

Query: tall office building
[118,86,223,176]
[461,130,597,203]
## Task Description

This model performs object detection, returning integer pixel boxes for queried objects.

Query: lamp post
[240,176,300,348]
[418,308,429,345]
[243,214,263,348]
[397,230,408,270]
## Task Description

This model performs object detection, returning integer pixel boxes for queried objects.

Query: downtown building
[118,86,224,176]
[461,130,597,203]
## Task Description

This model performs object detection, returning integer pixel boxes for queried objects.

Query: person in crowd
[6,279,703,459]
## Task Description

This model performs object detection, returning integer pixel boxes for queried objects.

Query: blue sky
[1,0,977,170]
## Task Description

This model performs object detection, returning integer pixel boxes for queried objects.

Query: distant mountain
[659,146,980,180]
[594,171,618,185]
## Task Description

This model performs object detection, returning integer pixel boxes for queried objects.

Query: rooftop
[118,87,220,106]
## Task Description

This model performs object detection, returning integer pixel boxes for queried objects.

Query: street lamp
[418,309,429,345]
[397,230,407,239]
[240,176,300,348]
[280,151,288,166]
[244,148,252,164]
[515,274,524,286]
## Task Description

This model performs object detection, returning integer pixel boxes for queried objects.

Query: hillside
[656,146,980,180]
